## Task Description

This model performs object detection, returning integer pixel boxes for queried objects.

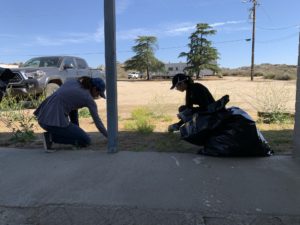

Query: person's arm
[87,99,108,138]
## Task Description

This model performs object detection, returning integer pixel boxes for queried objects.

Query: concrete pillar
[104,0,118,153]
[293,32,300,158]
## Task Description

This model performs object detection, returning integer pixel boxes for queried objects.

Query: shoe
[42,132,55,153]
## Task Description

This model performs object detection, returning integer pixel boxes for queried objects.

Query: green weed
[78,107,91,118]
[124,107,156,133]
[256,83,293,124]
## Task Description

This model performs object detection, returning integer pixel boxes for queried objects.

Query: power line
[257,24,300,31]
[0,34,297,58]
[256,32,299,43]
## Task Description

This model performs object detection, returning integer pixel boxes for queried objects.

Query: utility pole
[245,0,258,81]
[293,32,300,158]
[104,0,118,153]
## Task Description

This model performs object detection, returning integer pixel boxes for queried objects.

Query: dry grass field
[0,76,296,154]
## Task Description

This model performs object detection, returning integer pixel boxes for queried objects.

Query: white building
[164,62,215,77]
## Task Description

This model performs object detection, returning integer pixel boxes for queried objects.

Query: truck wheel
[45,83,60,97]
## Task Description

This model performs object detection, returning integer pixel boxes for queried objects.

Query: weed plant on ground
[0,93,39,143]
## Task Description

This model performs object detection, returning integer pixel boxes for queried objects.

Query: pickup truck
[7,56,105,98]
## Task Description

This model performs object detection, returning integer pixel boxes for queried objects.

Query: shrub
[124,107,156,133]
[134,117,155,133]
[274,73,292,80]
[78,108,91,118]
[256,83,292,124]
[0,93,37,142]
[263,73,275,79]
[254,72,264,77]
[257,112,294,124]
[131,107,154,120]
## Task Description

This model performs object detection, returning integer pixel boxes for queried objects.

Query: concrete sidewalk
[0,147,300,225]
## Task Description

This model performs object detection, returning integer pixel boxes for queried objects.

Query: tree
[179,23,220,79]
[124,36,164,80]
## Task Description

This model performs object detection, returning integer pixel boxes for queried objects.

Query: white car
[128,72,141,79]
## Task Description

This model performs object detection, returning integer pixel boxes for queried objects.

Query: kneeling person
[34,77,107,152]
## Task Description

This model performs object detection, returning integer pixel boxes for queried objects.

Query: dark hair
[78,76,92,90]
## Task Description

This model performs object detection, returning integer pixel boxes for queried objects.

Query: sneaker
[42,132,55,153]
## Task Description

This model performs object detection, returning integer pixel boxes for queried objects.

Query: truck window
[63,58,75,69]
[76,58,87,69]
[23,57,60,68]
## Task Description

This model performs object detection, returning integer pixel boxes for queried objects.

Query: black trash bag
[202,109,272,157]
[0,67,15,102]
[180,95,231,145]
[180,96,272,157]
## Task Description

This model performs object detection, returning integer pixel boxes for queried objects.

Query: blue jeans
[39,122,91,147]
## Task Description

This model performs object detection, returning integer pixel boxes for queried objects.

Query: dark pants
[39,122,91,147]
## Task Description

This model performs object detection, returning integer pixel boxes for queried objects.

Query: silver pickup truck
[8,56,105,97]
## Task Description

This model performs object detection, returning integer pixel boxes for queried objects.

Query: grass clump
[78,107,91,118]
[256,83,293,124]
[124,107,156,134]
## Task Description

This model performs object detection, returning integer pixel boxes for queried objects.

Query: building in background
[164,62,216,78]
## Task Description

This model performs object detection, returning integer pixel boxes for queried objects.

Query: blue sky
[0,0,299,68]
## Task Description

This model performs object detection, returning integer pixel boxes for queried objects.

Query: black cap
[170,73,188,89]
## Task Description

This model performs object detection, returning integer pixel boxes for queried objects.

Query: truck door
[61,57,77,82]
[75,58,90,78]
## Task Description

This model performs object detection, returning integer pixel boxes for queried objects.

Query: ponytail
[78,76,92,90]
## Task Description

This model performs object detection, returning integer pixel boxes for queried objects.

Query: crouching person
[34,77,108,152]
[168,73,215,132]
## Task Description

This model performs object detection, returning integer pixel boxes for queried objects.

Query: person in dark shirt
[168,73,215,132]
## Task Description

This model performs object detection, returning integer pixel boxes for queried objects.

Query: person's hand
[101,130,108,138]
[168,124,180,133]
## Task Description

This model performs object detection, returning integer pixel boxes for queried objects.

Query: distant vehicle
[128,72,141,79]
[7,56,105,98]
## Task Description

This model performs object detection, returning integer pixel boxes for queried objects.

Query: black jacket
[185,82,215,110]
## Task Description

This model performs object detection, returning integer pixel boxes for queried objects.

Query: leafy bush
[0,93,37,142]
[263,73,275,79]
[254,72,264,77]
[264,72,295,80]
[257,112,294,124]
[256,83,293,124]
[78,108,91,118]
[124,107,156,133]
[131,107,154,120]
[274,73,292,80]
